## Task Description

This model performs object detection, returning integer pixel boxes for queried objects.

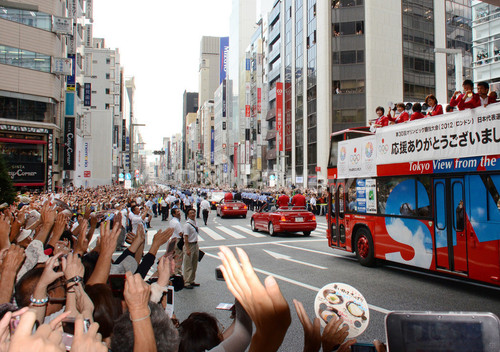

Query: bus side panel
[465,175,500,284]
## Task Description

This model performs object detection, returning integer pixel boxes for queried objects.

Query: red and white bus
[327,103,500,286]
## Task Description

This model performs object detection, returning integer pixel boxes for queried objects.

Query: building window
[106,58,111,64]
[105,73,110,79]
[0,96,55,123]
[0,45,51,73]
[0,6,52,31]
[105,103,110,110]
[105,88,110,95]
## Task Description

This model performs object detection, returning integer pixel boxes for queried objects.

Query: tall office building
[181,91,198,172]
[264,0,472,188]
[472,1,500,92]
[0,1,90,191]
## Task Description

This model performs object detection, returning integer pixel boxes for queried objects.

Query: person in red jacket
[477,81,497,107]
[410,103,425,121]
[277,192,290,208]
[369,106,394,131]
[425,94,443,116]
[449,79,481,110]
[291,190,306,207]
[392,103,409,124]
[224,191,233,201]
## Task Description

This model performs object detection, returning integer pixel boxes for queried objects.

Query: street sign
[125,173,131,180]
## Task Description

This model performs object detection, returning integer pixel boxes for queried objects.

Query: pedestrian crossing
[94,222,328,249]
[142,222,328,243]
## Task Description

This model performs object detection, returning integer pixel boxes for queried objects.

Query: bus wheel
[355,228,375,267]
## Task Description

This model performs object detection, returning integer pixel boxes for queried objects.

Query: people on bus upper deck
[445,104,454,113]
[425,95,443,116]
[477,81,497,107]
[369,106,393,131]
[392,103,410,124]
[489,91,498,104]
[409,103,425,121]
[449,79,481,110]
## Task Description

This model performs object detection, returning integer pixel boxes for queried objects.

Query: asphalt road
[134,209,500,351]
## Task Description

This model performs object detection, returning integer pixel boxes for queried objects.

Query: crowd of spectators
[0,185,388,351]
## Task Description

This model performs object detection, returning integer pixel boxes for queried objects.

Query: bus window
[338,184,344,219]
[378,177,416,216]
[416,177,432,217]
[348,180,357,212]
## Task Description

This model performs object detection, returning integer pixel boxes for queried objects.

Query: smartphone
[165,238,178,257]
[215,266,224,281]
[108,274,126,297]
[62,317,90,350]
[216,303,235,310]
[351,343,376,352]
[162,286,174,317]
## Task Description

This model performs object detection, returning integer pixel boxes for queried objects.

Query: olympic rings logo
[350,154,361,164]
[378,144,389,154]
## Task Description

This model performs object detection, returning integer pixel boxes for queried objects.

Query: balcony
[268,86,276,102]
[268,66,281,84]
[268,42,281,64]
[265,130,277,141]
[269,20,281,44]
[269,5,280,25]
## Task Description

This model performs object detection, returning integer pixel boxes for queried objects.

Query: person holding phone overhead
[182,208,200,289]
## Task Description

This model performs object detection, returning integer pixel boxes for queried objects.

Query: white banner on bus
[338,136,377,178]
[375,104,500,165]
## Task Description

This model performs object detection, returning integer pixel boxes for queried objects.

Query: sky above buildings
[92,0,232,150]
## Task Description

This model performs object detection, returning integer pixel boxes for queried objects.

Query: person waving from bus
[425,95,443,116]
[449,79,481,110]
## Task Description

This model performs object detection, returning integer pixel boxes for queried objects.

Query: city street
[121,208,500,351]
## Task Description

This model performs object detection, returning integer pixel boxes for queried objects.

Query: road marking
[202,251,391,315]
[232,225,266,237]
[200,227,225,240]
[273,243,357,261]
[147,230,157,245]
[200,238,325,250]
[263,249,328,269]
[216,226,245,239]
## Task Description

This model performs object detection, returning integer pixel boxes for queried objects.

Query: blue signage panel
[84,83,91,106]
[210,128,214,165]
[219,36,229,83]
[65,91,75,116]
[66,54,75,86]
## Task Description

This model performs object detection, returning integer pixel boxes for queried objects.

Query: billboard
[51,57,72,75]
[66,54,76,87]
[276,82,284,152]
[210,128,215,165]
[220,37,229,83]
[64,117,75,170]
[52,16,73,34]
[84,83,91,106]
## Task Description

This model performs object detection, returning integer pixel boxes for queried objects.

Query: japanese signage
[276,82,283,152]
[210,128,214,165]
[85,24,93,48]
[245,105,250,118]
[234,143,238,177]
[84,83,91,106]
[222,80,227,117]
[220,37,229,83]
[86,0,93,21]
[376,105,500,165]
[257,88,262,113]
[51,58,72,75]
[52,16,73,35]
[64,117,75,170]
[66,54,76,88]
[338,136,377,179]
[8,163,45,183]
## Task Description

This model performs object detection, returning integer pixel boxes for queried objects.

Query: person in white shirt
[128,205,148,234]
[182,208,199,289]
[168,207,184,275]
[200,196,211,226]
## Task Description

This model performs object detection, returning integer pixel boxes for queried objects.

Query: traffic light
[153,150,166,155]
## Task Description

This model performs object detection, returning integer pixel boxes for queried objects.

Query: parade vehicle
[251,205,317,236]
[326,103,500,286]
[216,199,248,218]
[208,191,225,209]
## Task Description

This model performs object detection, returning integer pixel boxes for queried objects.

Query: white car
[208,191,225,209]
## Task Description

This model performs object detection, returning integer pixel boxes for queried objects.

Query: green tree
[0,154,16,204]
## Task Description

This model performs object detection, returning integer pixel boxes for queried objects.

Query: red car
[250,206,316,236]
[216,200,248,218]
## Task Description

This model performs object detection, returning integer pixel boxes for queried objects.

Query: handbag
[198,250,205,262]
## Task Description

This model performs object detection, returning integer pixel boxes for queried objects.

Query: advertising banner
[276,82,283,152]
[84,83,91,106]
[338,136,377,179]
[375,104,500,165]
[210,128,214,165]
[66,54,76,87]
[234,143,238,177]
[85,24,93,48]
[257,88,262,113]
[65,91,75,116]
[245,105,250,117]
[64,117,75,170]
[52,16,73,34]
[222,80,227,117]
[245,140,250,164]
[83,138,91,178]
[8,163,45,183]
[219,37,229,83]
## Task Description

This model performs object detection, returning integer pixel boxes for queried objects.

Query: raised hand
[61,253,85,281]
[70,317,107,352]
[0,244,25,276]
[124,271,150,318]
[293,299,321,352]
[0,214,10,250]
[218,246,291,352]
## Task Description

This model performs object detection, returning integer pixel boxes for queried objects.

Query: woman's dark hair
[15,267,44,307]
[412,103,422,112]
[178,312,222,352]
[375,106,385,115]
[425,94,437,105]
[81,251,99,283]
[85,284,123,338]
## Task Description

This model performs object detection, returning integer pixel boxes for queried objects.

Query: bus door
[433,177,468,274]
[331,182,347,248]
